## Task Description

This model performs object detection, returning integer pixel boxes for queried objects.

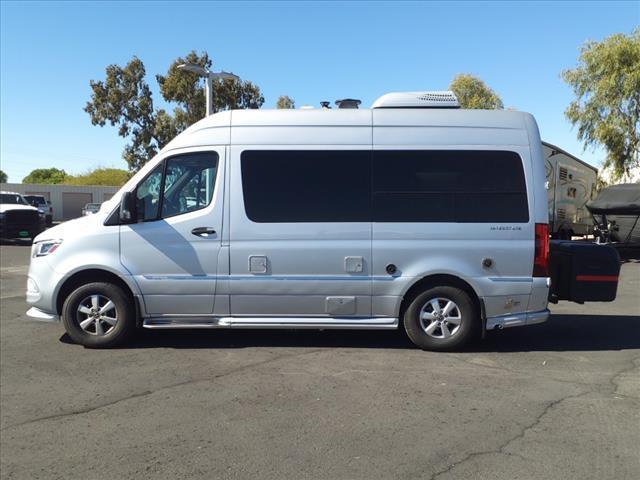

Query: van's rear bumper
[486,308,549,330]
[26,307,59,322]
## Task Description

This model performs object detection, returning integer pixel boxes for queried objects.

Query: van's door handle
[191,227,217,237]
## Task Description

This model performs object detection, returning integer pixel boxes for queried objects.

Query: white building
[0,183,120,221]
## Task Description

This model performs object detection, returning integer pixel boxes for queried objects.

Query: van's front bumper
[26,307,60,322]
[486,308,550,330]
[26,254,64,316]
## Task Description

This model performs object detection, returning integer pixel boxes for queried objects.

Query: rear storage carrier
[548,241,620,304]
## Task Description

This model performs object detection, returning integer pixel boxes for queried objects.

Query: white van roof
[164,107,534,151]
[180,106,530,128]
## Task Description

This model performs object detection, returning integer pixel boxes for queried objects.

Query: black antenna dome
[335,98,361,109]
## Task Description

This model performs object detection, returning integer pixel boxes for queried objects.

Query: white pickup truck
[0,191,46,240]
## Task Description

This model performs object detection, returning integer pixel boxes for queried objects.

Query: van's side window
[135,164,163,221]
[240,150,528,224]
[373,150,529,223]
[241,150,371,222]
[161,152,218,218]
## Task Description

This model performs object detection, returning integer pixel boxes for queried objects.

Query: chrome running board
[143,316,398,330]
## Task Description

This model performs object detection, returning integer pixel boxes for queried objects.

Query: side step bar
[143,316,399,330]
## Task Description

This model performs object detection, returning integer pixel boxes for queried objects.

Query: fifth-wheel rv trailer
[543,142,598,239]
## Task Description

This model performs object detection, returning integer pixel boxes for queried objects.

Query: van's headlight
[33,240,63,257]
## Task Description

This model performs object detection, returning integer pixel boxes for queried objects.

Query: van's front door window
[135,164,163,221]
[161,153,217,218]
[134,152,218,222]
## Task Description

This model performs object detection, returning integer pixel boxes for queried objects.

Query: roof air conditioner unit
[371,91,460,109]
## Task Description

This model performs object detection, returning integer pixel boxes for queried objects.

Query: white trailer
[543,141,598,239]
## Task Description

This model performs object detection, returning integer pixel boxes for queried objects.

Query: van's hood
[33,212,108,243]
[0,204,39,214]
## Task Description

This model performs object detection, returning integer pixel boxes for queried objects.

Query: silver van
[26,91,550,350]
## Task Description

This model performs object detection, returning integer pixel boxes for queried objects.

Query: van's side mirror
[119,191,136,224]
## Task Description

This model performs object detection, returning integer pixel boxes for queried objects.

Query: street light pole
[177,64,240,117]
[205,74,213,117]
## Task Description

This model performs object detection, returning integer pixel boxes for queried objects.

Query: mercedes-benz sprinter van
[26,91,550,351]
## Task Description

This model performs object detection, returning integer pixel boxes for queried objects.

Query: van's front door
[120,148,224,315]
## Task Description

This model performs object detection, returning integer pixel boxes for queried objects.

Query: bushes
[22,167,130,187]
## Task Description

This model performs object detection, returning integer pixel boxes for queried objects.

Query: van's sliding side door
[228,146,373,319]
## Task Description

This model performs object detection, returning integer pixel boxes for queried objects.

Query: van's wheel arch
[57,270,140,346]
[56,269,136,316]
[400,276,481,351]
[62,281,136,348]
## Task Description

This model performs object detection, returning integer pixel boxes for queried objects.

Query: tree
[0,170,7,183]
[64,167,130,187]
[449,74,504,109]
[85,51,265,172]
[562,29,640,180]
[157,51,264,131]
[276,95,295,109]
[22,168,68,184]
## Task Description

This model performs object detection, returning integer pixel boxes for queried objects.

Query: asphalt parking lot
[1,241,639,480]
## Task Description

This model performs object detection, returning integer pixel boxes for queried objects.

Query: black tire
[403,286,478,351]
[558,229,571,240]
[62,282,135,348]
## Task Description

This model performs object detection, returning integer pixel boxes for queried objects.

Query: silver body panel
[26,107,550,332]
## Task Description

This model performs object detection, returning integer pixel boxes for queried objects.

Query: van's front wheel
[62,282,135,348]
[403,286,478,351]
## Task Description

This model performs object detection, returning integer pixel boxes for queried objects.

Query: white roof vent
[371,91,460,109]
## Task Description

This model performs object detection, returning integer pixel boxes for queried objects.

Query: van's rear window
[240,150,528,223]
[373,150,529,223]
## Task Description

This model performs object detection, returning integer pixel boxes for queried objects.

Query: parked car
[25,90,616,350]
[23,195,53,226]
[82,203,102,216]
[0,191,46,240]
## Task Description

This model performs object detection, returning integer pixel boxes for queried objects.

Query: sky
[1,0,638,183]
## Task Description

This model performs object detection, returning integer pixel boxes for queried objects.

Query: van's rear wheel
[62,282,135,348]
[403,286,478,351]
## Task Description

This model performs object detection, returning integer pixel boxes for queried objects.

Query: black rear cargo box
[549,241,621,303]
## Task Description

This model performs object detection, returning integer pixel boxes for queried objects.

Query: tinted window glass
[0,194,29,205]
[373,150,528,222]
[161,152,218,218]
[241,150,371,222]
[135,164,163,221]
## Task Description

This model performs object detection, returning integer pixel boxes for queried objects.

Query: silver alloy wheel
[76,294,118,336]
[419,297,462,339]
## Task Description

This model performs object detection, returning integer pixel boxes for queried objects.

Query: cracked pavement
[1,243,639,479]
